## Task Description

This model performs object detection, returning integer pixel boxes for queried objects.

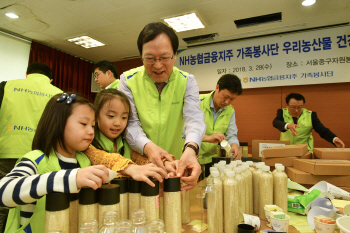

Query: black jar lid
[212,157,231,164]
[46,192,70,211]
[99,184,120,205]
[141,178,159,196]
[70,193,79,202]
[79,187,98,205]
[111,177,128,194]
[129,178,141,194]
[163,177,180,192]
[242,142,248,146]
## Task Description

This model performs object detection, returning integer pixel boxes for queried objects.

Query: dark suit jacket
[272,108,336,145]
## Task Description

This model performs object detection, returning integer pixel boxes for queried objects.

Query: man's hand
[177,143,201,191]
[203,133,226,143]
[143,142,174,171]
[334,138,345,148]
[231,143,241,160]
[287,123,300,137]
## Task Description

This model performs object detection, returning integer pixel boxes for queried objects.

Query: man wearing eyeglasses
[92,60,120,89]
[118,22,206,190]
[273,93,345,152]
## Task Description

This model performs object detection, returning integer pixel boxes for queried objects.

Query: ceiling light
[302,0,316,6]
[67,36,105,49]
[5,13,19,19]
[163,12,205,32]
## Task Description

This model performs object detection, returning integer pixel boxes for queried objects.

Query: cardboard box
[262,157,297,167]
[313,148,350,160]
[261,152,312,167]
[285,167,350,187]
[262,144,308,158]
[252,140,290,160]
[293,159,350,176]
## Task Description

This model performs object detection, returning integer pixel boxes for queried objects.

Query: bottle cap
[263,166,270,172]
[46,192,70,211]
[218,166,225,172]
[211,170,219,177]
[79,187,98,205]
[129,178,141,193]
[234,167,242,173]
[246,161,254,165]
[224,169,231,175]
[226,171,236,177]
[256,163,263,169]
[275,163,282,167]
[99,184,120,205]
[214,163,221,168]
[111,177,128,194]
[219,161,227,165]
[258,162,265,165]
[230,161,237,168]
[212,157,231,164]
[226,164,233,170]
[236,160,242,165]
[163,177,181,192]
[277,165,285,171]
[141,178,159,196]
[209,167,218,172]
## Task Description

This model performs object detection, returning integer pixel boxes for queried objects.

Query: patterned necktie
[292,117,298,124]
[155,82,167,95]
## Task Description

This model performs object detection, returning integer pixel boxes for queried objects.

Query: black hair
[26,62,52,79]
[92,60,118,79]
[32,92,95,156]
[92,89,131,152]
[286,93,305,104]
[137,22,178,55]
[217,74,243,95]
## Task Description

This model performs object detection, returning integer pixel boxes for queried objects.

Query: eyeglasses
[93,72,103,79]
[141,55,174,64]
[289,106,303,111]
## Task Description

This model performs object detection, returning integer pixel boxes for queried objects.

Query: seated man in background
[92,60,120,89]
[199,74,242,177]
[273,93,345,152]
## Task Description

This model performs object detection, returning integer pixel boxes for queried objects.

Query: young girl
[0,92,166,233]
[85,89,178,174]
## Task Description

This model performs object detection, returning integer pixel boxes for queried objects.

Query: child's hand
[164,160,179,177]
[121,163,168,187]
[76,165,109,190]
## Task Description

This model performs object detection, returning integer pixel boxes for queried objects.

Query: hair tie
[56,93,76,105]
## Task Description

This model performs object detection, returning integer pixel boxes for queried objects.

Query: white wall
[0,32,31,82]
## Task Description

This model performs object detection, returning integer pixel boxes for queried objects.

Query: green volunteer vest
[107,79,120,89]
[5,150,91,233]
[199,91,234,164]
[96,131,131,159]
[124,66,188,159]
[0,74,62,159]
[280,108,314,152]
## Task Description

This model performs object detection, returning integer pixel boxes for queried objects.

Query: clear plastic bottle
[70,194,79,233]
[140,178,159,221]
[111,177,129,220]
[163,177,181,233]
[236,160,243,167]
[79,220,98,233]
[240,165,250,214]
[147,219,165,233]
[230,161,237,169]
[181,189,191,224]
[272,163,282,174]
[45,192,70,233]
[234,167,246,214]
[243,164,253,215]
[98,184,119,227]
[273,165,288,213]
[115,219,132,233]
[259,166,273,220]
[128,178,141,220]
[131,209,147,233]
[246,161,255,173]
[223,171,239,233]
[206,178,218,233]
[98,211,117,233]
[253,164,263,215]
[211,170,223,233]
[225,164,233,171]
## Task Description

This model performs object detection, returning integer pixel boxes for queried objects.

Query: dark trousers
[0,159,17,233]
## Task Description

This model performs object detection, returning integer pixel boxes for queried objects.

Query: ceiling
[0,0,349,63]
